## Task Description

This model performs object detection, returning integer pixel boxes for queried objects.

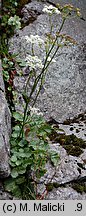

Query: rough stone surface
[21,0,44,24]
[39,143,86,185]
[46,186,86,200]
[0,60,11,178]
[36,141,86,199]
[59,122,86,141]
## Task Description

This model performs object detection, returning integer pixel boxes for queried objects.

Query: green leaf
[11,169,19,178]
[38,131,47,137]
[22,158,32,167]
[18,168,26,174]
[18,152,26,158]
[12,186,22,198]
[15,160,22,166]
[24,153,32,158]
[13,112,23,122]
[19,148,24,153]
[10,155,17,162]
[41,124,52,134]
[50,151,59,166]
[4,178,16,192]
[16,176,26,185]
[13,125,21,131]
[11,131,19,138]
[8,61,14,66]
[18,139,28,147]
[7,86,12,91]
[10,139,17,147]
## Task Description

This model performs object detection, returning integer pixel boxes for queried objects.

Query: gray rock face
[21,0,44,24]
[0,60,11,178]
[39,143,86,185]
[46,186,86,200]
[37,142,86,199]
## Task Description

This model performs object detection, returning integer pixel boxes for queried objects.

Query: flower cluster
[25,55,43,70]
[29,106,43,116]
[42,5,61,15]
[24,35,44,45]
[8,15,21,30]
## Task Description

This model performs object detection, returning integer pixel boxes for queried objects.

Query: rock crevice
[0,60,11,178]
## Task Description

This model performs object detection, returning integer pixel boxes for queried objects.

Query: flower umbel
[42,5,61,15]
[24,35,44,45]
[25,55,43,70]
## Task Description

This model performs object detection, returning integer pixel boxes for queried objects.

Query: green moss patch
[49,131,86,156]
[46,183,54,191]
[72,182,86,194]
[46,182,60,191]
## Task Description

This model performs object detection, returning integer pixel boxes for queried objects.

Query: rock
[21,0,44,24]
[0,191,12,200]
[59,121,86,141]
[46,186,86,200]
[0,60,11,178]
[39,143,86,185]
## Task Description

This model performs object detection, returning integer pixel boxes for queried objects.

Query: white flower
[42,5,61,15]
[29,106,43,116]
[25,55,43,70]
[24,35,44,45]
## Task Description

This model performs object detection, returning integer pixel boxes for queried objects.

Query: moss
[49,130,58,142]
[49,131,86,156]
[46,182,60,191]
[46,183,54,191]
[64,145,83,156]
[63,112,86,124]
[72,183,86,194]
[53,182,60,188]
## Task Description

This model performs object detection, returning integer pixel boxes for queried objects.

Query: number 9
[77,203,82,211]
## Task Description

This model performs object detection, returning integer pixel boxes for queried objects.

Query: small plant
[13,3,80,134]
[5,111,59,199]
[3,3,81,199]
